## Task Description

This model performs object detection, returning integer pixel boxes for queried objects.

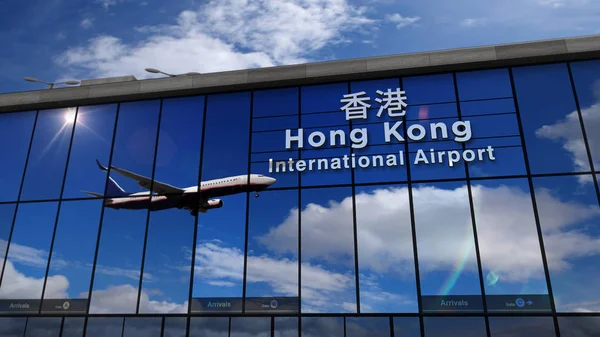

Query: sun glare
[64,109,77,124]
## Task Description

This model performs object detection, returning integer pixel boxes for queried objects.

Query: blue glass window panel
[353,144,408,184]
[355,184,418,313]
[0,203,16,264]
[43,200,102,304]
[300,188,356,313]
[301,83,348,114]
[89,207,147,314]
[457,68,512,101]
[406,103,458,121]
[123,317,162,337]
[393,317,421,337]
[558,317,600,337]
[533,175,600,313]
[24,317,62,337]
[252,150,299,162]
[253,115,298,132]
[154,96,204,192]
[423,317,486,337]
[346,317,390,337]
[406,117,462,143]
[254,87,298,117]
[403,73,455,105]
[246,190,298,298]
[139,208,192,314]
[164,317,187,337]
[20,108,74,201]
[569,60,600,171]
[300,147,352,186]
[414,181,482,298]
[409,149,467,181]
[230,317,270,337]
[408,140,462,152]
[253,130,289,152]
[513,63,589,174]
[461,98,515,117]
[466,143,526,178]
[85,317,124,337]
[62,104,117,199]
[467,114,521,139]
[302,317,344,337]
[471,179,549,296]
[189,317,229,337]
[62,317,85,337]
[0,317,27,337]
[302,111,348,128]
[275,317,298,337]
[107,100,160,196]
[61,317,85,337]
[489,317,556,337]
[192,193,246,301]
[202,91,251,179]
[0,111,35,202]
[0,202,57,304]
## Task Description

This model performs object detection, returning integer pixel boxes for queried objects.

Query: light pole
[144,68,201,77]
[24,77,80,89]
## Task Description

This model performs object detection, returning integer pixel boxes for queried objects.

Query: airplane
[82,160,277,216]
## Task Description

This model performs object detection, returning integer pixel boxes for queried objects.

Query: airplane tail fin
[106,176,129,197]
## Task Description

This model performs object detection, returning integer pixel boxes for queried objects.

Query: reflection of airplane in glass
[82,160,276,215]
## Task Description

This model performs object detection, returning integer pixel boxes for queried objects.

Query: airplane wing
[96,160,184,195]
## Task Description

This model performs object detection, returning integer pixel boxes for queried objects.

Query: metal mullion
[508,67,561,337]
[297,86,303,332]
[242,92,254,313]
[136,99,164,314]
[40,106,80,313]
[399,76,424,337]
[566,62,600,207]
[82,102,121,335]
[452,72,491,337]
[0,109,38,291]
[347,82,361,314]
[186,95,209,336]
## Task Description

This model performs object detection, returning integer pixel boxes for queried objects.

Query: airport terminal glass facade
[0,60,599,336]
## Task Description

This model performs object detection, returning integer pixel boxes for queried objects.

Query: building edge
[1,34,600,113]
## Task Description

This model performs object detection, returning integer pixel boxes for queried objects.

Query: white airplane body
[83,160,276,215]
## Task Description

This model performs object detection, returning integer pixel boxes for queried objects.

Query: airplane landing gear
[254,193,260,198]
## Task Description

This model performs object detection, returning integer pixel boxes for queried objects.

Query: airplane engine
[202,199,223,209]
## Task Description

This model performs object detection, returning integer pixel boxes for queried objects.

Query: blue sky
[1,0,600,93]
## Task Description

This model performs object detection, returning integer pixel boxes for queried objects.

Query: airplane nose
[268,177,276,185]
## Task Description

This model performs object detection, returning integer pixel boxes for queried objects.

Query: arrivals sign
[268,88,496,173]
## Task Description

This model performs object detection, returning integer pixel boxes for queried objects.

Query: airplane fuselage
[103,174,275,212]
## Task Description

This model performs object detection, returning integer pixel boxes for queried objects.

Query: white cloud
[93,264,152,281]
[193,241,356,312]
[0,240,54,269]
[461,18,486,27]
[385,13,420,29]
[535,101,600,184]
[538,0,589,8]
[260,184,600,284]
[80,17,94,29]
[58,0,373,80]
[0,260,69,299]
[88,284,187,313]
